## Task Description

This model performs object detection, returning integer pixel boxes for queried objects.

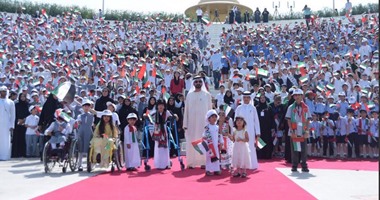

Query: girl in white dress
[230,116,251,178]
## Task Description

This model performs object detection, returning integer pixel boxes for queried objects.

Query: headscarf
[15,93,29,121]
[224,90,234,105]
[188,76,208,94]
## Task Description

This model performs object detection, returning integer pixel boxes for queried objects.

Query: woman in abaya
[12,93,29,158]
[255,94,276,159]
[118,97,140,142]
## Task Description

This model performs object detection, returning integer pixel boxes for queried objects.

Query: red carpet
[34,158,377,200]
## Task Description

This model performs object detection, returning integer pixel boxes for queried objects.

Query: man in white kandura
[234,91,260,170]
[0,86,16,161]
[183,75,212,169]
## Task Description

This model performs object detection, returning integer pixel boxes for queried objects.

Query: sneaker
[302,167,310,172]
[241,173,247,178]
[233,173,241,177]
[291,167,298,172]
[205,171,213,176]
[214,171,221,175]
[78,167,83,171]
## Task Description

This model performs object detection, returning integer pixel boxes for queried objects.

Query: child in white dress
[203,109,224,176]
[230,116,251,178]
[124,113,141,171]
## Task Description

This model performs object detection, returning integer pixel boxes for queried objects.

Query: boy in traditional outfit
[124,113,140,171]
[285,89,311,172]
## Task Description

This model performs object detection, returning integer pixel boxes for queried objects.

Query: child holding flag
[335,112,348,158]
[124,113,140,171]
[230,116,251,178]
[309,113,321,157]
[321,111,336,158]
[285,89,311,172]
[369,111,379,158]
[203,109,223,176]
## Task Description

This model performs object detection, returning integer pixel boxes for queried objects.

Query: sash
[129,125,136,143]
[288,75,298,86]
[204,125,219,162]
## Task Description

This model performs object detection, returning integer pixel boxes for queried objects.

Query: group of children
[308,109,379,159]
[198,109,251,177]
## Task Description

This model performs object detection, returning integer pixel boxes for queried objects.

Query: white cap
[101,109,113,116]
[293,89,303,95]
[29,105,37,113]
[127,113,138,119]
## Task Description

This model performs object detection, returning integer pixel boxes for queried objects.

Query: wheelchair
[42,133,79,173]
[86,136,124,173]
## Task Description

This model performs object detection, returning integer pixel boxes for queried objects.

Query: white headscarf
[188,76,209,94]
[205,109,219,124]
[0,86,9,100]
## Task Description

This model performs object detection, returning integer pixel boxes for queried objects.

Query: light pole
[102,0,104,14]
[333,0,335,11]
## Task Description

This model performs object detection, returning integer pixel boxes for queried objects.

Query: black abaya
[256,102,276,159]
[12,95,30,158]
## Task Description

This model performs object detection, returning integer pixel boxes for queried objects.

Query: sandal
[205,171,213,176]
[241,173,247,178]
[233,173,241,177]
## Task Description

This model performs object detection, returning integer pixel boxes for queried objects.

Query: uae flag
[293,141,301,152]
[54,109,73,123]
[316,84,325,92]
[51,81,76,104]
[191,138,208,155]
[201,16,212,26]
[326,83,334,90]
[359,64,367,71]
[223,104,234,118]
[256,137,266,149]
[299,75,308,84]
[256,68,269,77]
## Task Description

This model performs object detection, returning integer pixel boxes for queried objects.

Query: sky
[27,0,378,15]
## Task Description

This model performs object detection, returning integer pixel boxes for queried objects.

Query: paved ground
[0,158,377,200]
[0,158,98,200]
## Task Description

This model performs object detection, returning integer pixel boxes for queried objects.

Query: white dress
[203,124,223,172]
[0,98,15,160]
[183,91,212,167]
[152,110,172,169]
[124,125,141,168]
[235,103,260,169]
[232,129,251,169]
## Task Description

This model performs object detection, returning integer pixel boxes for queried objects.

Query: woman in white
[124,113,140,171]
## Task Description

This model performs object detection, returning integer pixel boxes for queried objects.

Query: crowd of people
[0,7,379,176]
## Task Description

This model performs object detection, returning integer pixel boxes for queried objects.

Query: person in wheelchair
[90,109,118,168]
[44,109,71,159]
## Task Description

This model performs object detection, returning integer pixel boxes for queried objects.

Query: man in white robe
[234,91,260,170]
[0,86,15,161]
[183,76,212,168]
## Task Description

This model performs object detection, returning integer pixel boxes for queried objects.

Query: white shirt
[196,8,203,16]
[25,114,40,135]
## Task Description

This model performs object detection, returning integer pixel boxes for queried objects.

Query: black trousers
[347,132,360,158]
[322,136,334,156]
[284,135,291,162]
